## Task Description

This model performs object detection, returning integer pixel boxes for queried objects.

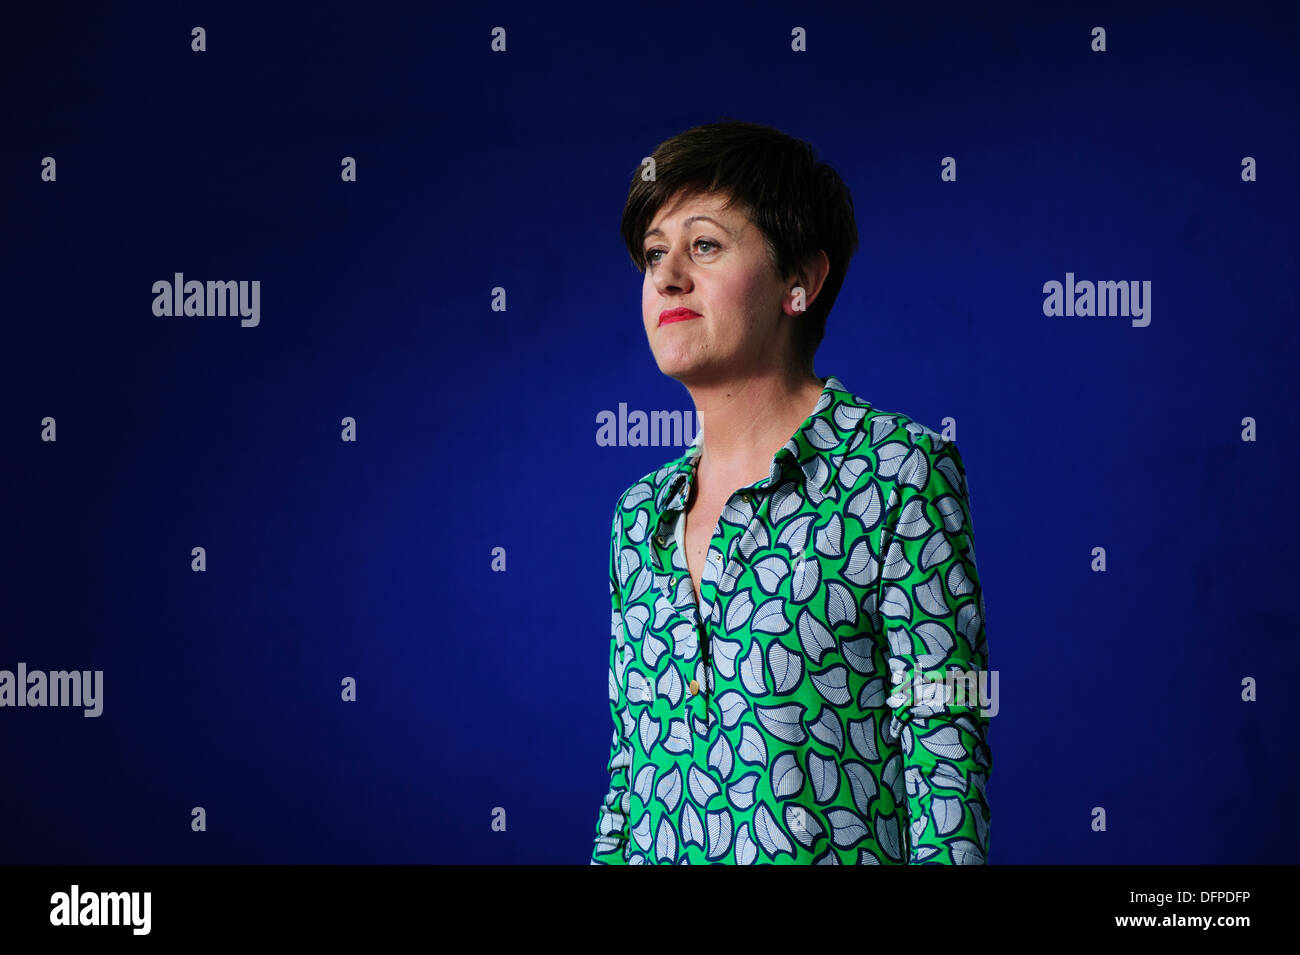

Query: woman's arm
[877,435,992,864]
[592,505,632,864]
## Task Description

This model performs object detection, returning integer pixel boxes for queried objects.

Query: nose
[651,243,693,294]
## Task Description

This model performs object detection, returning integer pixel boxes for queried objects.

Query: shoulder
[833,388,967,499]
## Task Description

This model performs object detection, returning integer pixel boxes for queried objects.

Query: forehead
[646,189,747,234]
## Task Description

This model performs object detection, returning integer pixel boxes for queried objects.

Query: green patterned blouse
[592,375,992,864]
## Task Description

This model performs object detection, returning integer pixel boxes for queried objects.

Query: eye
[645,238,719,265]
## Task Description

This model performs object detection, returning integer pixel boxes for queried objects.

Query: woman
[593,120,992,864]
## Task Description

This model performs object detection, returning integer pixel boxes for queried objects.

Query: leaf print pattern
[592,375,991,864]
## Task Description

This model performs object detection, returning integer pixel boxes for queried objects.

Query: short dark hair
[620,119,859,371]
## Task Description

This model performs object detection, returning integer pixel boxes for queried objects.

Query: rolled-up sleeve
[592,505,631,864]
[877,435,992,864]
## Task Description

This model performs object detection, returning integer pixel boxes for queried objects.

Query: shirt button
[740,492,752,503]
[689,679,700,695]
[655,534,666,547]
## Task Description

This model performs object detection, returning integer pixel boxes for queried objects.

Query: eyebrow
[643,215,735,243]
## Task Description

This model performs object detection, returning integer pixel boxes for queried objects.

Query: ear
[783,250,830,318]
[794,250,831,306]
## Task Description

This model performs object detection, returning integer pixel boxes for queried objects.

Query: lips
[659,307,700,326]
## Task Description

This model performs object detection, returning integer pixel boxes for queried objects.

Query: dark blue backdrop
[1,1,1296,864]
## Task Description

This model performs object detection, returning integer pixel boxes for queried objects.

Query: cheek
[641,277,657,320]
[741,270,775,309]
[716,271,761,313]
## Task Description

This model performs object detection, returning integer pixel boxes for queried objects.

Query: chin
[651,352,691,379]
[652,352,686,377]
[656,355,719,386]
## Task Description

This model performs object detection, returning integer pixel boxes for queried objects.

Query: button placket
[701,488,770,724]
[646,501,712,733]
[714,486,766,592]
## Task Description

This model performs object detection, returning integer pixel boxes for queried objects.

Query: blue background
[1,0,1296,863]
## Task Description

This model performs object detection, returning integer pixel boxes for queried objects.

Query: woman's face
[641,189,795,386]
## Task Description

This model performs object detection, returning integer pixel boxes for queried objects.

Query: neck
[686,367,826,490]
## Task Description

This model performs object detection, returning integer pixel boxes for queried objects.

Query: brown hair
[620,119,859,371]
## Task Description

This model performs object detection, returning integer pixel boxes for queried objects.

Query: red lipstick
[659,307,700,326]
